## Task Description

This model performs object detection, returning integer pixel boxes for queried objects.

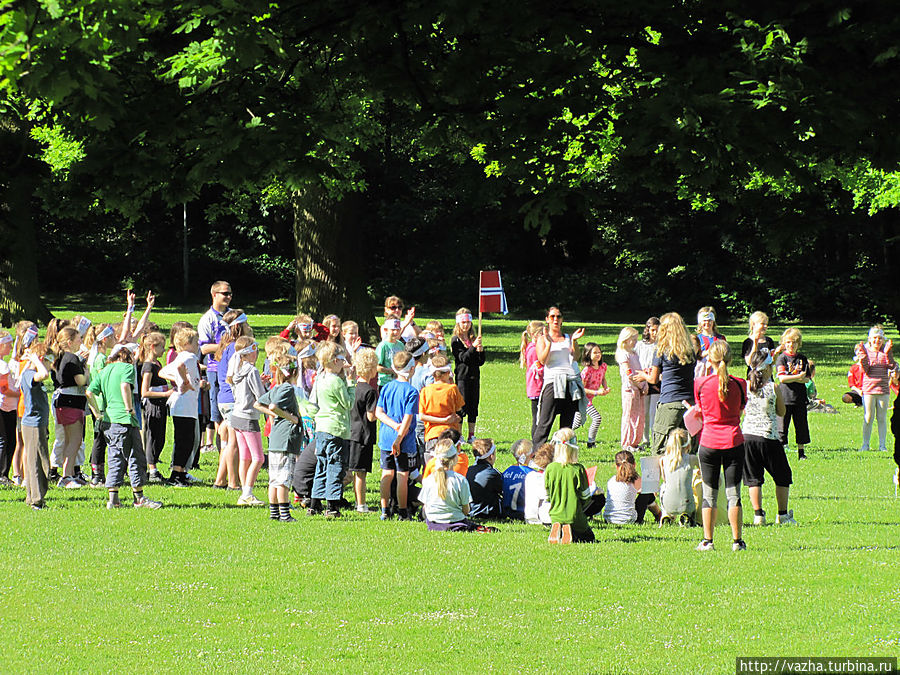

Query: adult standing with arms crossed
[531,307,585,447]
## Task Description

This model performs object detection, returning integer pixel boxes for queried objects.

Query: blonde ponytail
[707,340,732,402]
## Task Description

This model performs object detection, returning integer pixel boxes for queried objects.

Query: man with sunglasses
[197,281,233,460]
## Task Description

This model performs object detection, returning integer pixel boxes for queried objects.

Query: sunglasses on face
[218,291,233,297]
[388,305,402,310]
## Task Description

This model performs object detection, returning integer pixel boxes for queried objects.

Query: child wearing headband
[228,336,266,506]
[255,353,304,522]
[212,309,252,490]
[308,341,353,518]
[696,306,725,357]
[855,325,896,453]
[420,438,487,532]
[0,330,18,485]
[418,354,464,464]
[466,438,503,519]
[502,439,534,519]
[545,428,595,544]
[376,318,405,388]
[451,307,484,444]
[375,350,419,520]
[743,349,795,525]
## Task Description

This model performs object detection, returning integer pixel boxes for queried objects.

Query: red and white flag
[479,270,508,315]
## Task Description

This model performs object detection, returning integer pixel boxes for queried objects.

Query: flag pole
[477,271,483,338]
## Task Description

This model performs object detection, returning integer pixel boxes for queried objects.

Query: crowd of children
[1,290,898,551]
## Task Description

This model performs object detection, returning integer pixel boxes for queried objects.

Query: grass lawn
[1,308,898,674]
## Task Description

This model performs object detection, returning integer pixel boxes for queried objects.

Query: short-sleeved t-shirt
[776,352,810,405]
[198,306,227,373]
[377,380,419,454]
[258,382,302,454]
[165,351,201,418]
[140,360,168,415]
[419,381,465,441]
[502,464,533,516]
[216,342,236,405]
[694,374,746,449]
[376,340,405,387]
[20,369,50,428]
[88,361,138,426]
[420,470,471,523]
[466,460,504,518]
[52,352,86,409]
[351,382,377,447]
[544,462,590,532]
[742,381,779,440]
[652,353,695,405]
[310,371,352,439]
[741,337,776,375]
[0,358,18,413]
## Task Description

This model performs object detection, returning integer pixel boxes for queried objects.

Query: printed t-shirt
[776,352,810,405]
[502,464,533,516]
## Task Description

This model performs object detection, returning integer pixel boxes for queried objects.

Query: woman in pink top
[693,340,747,553]
[855,326,897,452]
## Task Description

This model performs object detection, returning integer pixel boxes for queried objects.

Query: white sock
[242,486,252,498]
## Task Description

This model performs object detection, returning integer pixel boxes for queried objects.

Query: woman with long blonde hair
[633,312,696,454]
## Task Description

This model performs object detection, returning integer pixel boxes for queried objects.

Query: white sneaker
[237,494,264,506]
[893,468,899,493]
[775,510,797,525]
[133,496,163,509]
[59,477,82,489]
[753,514,767,526]
[695,540,715,552]
[732,540,747,552]
[355,504,371,513]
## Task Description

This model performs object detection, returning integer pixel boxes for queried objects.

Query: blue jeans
[311,431,348,501]
[104,423,148,489]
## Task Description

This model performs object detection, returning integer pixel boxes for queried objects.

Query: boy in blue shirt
[375,351,419,520]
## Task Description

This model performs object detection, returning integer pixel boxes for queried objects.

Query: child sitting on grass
[524,442,554,526]
[466,438,503,519]
[255,353,304,522]
[420,439,495,532]
[657,428,699,525]
[502,439,534,519]
[603,449,661,525]
[545,428,595,544]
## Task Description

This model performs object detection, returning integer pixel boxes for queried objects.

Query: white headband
[432,365,452,373]
[698,311,715,323]
[0,334,12,345]
[237,342,258,356]
[755,352,774,372]
[97,325,116,342]
[384,319,401,331]
[392,359,414,375]
[297,343,316,359]
[110,342,138,358]
[477,443,496,461]
[298,323,313,332]
[229,313,248,328]
[23,326,39,347]
[456,313,472,324]
[76,317,92,337]
[552,432,578,449]
[409,341,429,358]
[419,331,435,340]
[869,327,885,340]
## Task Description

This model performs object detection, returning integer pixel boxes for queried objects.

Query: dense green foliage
[2,2,900,322]
[0,311,897,672]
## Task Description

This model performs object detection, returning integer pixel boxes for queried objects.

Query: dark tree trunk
[292,186,378,340]
[0,123,53,327]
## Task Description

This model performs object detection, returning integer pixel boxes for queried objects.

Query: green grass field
[1,308,898,673]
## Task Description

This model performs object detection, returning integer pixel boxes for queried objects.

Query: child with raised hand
[580,341,610,448]
[255,353,305,522]
[308,341,353,518]
[349,348,378,512]
[523,442,554,525]
[502,439,534,519]
[545,428,595,544]
[466,438,503,519]
[227,336,267,506]
[420,438,485,532]
[137,331,171,483]
[451,307,485,443]
[657,428,699,525]
[160,328,204,487]
[51,326,88,488]
[86,345,162,509]
[382,296,420,341]
[19,341,53,509]
[376,318,405,388]
[603,449,661,525]
[856,326,896,453]
[520,321,546,436]
[741,311,778,372]
[776,328,811,460]
[375,350,419,520]
[743,349,795,526]
[615,327,648,451]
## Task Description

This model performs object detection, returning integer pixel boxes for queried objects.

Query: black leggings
[532,384,577,447]
[698,444,744,509]
[172,416,196,468]
[142,408,167,465]
[89,414,108,468]
[0,409,16,478]
[457,377,480,423]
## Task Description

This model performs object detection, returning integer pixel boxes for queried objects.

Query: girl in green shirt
[545,428,595,544]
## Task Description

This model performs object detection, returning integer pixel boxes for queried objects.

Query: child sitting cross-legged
[657,428,699,526]
[420,439,496,532]
[603,449,662,525]
[466,438,503,519]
